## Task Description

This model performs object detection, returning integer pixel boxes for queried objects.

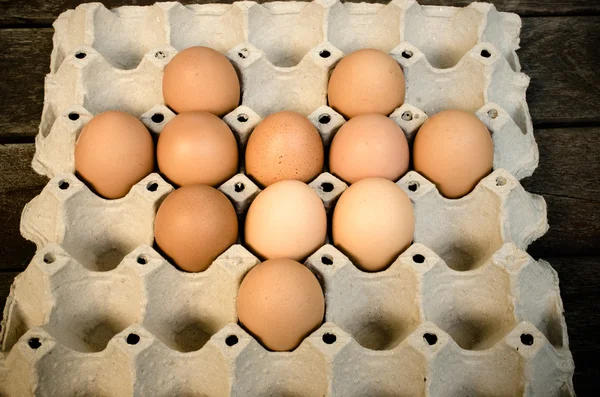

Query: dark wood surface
[0,29,51,140]
[0,0,598,26]
[0,273,17,313]
[550,256,600,391]
[0,0,598,395]
[0,145,46,271]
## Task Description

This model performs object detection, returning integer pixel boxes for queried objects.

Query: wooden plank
[0,0,598,27]
[0,17,598,138]
[520,17,600,126]
[0,144,47,272]
[521,127,600,202]
[528,194,600,258]
[0,272,18,319]
[545,256,600,396]
[521,129,600,258]
[0,29,51,139]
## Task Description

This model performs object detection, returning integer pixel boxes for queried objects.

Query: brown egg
[157,111,239,187]
[245,180,327,261]
[413,110,494,199]
[154,184,238,272]
[162,46,240,116]
[245,111,324,187]
[75,110,154,199]
[237,258,325,351]
[329,114,409,184]
[333,178,414,272]
[328,49,405,119]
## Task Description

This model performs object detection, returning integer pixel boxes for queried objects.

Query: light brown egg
[333,178,414,272]
[329,113,409,184]
[413,110,494,199]
[75,110,154,199]
[245,111,324,187]
[154,184,238,272]
[245,180,327,261]
[157,111,239,187]
[328,49,405,119]
[237,258,325,351]
[162,46,240,116]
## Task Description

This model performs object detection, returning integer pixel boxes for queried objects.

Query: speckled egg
[245,111,324,187]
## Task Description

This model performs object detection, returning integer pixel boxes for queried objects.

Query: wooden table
[0,0,598,394]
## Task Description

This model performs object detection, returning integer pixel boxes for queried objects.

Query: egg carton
[35,0,538,181]
[0,241,573,396]
[1,0,575,395]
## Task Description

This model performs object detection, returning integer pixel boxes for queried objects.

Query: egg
[245,111,324,187]
[329,113,409,184]
[157,111,239,187]
[154,184,238,272]
[413,110,494,199]
[328,49,405,119]
[75,110,154,199]
[237,258,325,351]
[162,46,240,116]
[333,178,414,272]
[245,180,327,261]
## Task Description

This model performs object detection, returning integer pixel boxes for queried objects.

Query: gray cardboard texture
[0,1,574,396]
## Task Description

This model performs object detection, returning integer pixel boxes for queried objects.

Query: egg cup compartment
[133,323,238,397]
[415,243,567,351]
[1,244,144,354]
[50,1,521,73]
[232,326,331,397]
[246,2,326,68]
[399,169,548,271]
[20,173,172,271]
[42,44,173,130]
[421,254,517,351]
[328,324,429,397]
[52,3,168,71]
[391,41,536,177]
[140,244,259,352]
[228,42,341,117]
[34,105,176,178]
[326,1,404,56]
[0,240,573,396]
[401,2,521,71]
[306,244,421,351]
[394,40,532,134]
[426,321,573,397]
[2,327,136,397]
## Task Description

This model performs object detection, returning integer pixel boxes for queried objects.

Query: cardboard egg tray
[0,0,574,395]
